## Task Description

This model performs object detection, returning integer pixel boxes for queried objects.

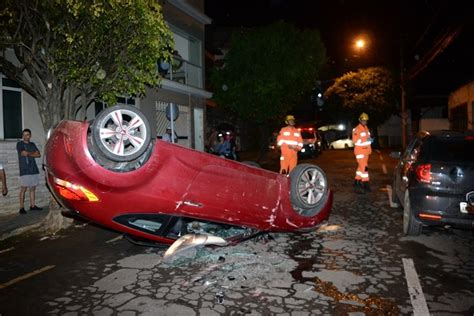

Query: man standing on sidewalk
[352,113,373,193]
[17,128,42,214]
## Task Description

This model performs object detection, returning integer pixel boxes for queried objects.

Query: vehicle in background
[329,135,354,149]
[391,130,474,236]
[297,126,322,159]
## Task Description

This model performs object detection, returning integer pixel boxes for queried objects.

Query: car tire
[403,191,422,236]
[289,164,329,217]
[390,176,401,207]
[91,104,151,162]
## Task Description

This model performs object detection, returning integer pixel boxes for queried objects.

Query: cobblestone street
[1,149,473,315]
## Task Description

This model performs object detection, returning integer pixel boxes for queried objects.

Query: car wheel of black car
[290,164,328,217]
[390,176,401,207]
[403,191,422,236]
[91,104,151,162]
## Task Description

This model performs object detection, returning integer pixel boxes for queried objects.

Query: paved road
[0,149,473,315]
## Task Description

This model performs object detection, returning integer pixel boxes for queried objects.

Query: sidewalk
[0,207,50,241]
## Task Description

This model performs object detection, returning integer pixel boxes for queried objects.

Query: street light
[355,39,365,50]
[353,36,368,55]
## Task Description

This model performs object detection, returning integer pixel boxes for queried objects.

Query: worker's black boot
[362,181,371,192]
[353,180,364,194]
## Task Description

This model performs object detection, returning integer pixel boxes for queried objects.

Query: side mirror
[390,151,401,159]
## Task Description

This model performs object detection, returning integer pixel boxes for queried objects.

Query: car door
[394,136,423,204]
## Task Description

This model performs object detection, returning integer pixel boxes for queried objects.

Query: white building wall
[0,141,49,216]
[448,81,474,130]
[0,89,49,216]
[419,119,449,131]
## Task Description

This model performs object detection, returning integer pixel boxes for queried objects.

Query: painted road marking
[0,265,55,290]
[106,235,123,243]
[403,258,430,316]
[0,247,15,254]
[386,185,399,208]
[382,164,388,174]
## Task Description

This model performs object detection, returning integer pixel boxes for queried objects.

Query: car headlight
[301,148,306,152]
[309,144,314,147]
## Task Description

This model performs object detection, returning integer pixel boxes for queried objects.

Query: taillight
[415,164,431,183]
[53,177,99,202]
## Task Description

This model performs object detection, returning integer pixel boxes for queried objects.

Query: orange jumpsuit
[352,123,372,182]
[277,126,303,174]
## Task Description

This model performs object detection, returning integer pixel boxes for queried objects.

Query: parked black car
[392,130,474,235]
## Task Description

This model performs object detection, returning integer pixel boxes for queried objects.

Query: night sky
[204,0,473,96]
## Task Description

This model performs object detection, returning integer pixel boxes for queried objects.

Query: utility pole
[400,42,408,149]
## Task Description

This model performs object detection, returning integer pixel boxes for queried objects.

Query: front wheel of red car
[91,104,152,162]
[290,164,329,217]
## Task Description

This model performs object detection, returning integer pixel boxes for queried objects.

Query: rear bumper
[410,188,474,229]
[298,145,319,158]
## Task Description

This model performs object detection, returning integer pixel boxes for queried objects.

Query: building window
[1,75,22,139]
[160,27,203,88]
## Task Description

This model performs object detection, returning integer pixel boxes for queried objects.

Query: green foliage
[325,67,396,127]
[0,0,173,127]
[210,21,326,125]
[49,0,174,103]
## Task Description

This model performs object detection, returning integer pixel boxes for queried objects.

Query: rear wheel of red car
[290,164,328,217]
[91,104,151,162]
[403,191,422,236]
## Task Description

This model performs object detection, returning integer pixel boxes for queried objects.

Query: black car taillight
[416,164,431,183]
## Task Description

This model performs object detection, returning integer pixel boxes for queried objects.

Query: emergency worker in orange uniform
[277,115,303,174]
[352,112,372,193]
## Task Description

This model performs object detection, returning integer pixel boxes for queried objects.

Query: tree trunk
[257,124,271,163]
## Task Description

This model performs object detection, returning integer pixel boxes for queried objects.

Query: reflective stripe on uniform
[356,171,363,175]
[356,154,364,159]
[294,132,300,137]
[280,156,284,160]
[283,132,291,136]
[355,141,371,146]
[360,132,367,137]
[360,173,369,178]
[298,143,303,147]
[278,139,299,146]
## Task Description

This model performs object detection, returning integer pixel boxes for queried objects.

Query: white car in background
[329,136,354,149]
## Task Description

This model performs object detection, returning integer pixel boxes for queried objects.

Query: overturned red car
[44,105,333,246]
